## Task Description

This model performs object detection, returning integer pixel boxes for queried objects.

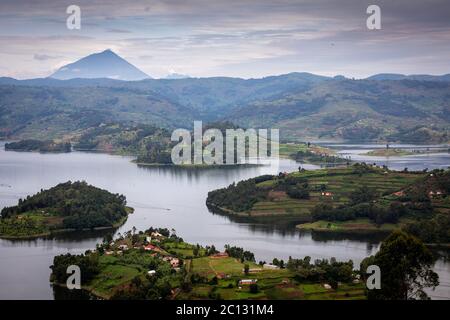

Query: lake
[0,142,449,299]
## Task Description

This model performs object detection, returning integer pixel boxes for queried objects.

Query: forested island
[280,143,348,165]
[5,139,71,153]
[74,123,173,163]
[207,165,450,244]
[50,228,439,300]
[363,148,413,157]
[0,181,132,239]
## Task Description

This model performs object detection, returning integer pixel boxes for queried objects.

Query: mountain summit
[50,49,150,81]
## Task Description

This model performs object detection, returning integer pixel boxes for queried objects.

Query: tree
[360,231,439,300]
[193,246,199,257]
[349,185,377,205]
[249,283,259,294]
[244,264,250,275]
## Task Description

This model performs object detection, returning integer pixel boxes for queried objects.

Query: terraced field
[248,168,423,217]
[182,255,366,300]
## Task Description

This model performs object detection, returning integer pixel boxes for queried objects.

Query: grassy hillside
[0,84,197,139]
[226,79,450,142]
[1,75,449,143]
[207,165,450,242]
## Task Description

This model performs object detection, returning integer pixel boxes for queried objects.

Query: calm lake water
[0,142,449,299]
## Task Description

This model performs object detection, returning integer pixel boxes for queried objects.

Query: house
[429,190,444,198]
[170,258,180,268]
[263,264,280,270]
[212,252,228,258]
[144,244,161,252]
[239,279,257,285]
[321,192,333,197]
[145,236,152,243]
[147,270,156,276]
[163,256,180,268]
[105,251,115,255]
[118,244,129,251]
[393,191,405,197]
[151,231,164,238]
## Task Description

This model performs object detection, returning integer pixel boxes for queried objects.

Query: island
[0,181,133,239]
[362,148,413,157]
[5,139,71,153]
[50,227,439,300]
[50,227,365,300]
[280,142,349,165]
[206,164,450,244]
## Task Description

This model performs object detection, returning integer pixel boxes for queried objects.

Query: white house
[151,231,164,238]
[239,279,257,285]
[263,263,280,270]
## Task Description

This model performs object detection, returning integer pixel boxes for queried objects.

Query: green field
[86,255,143,299]
[182,255,365,300]
[296,218,412,233]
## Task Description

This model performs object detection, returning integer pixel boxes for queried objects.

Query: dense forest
[291,150,348,164]
[0,181,129,236]
[5,139,71,153]
[206,176,272,212]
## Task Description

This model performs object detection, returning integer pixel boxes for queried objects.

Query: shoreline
[0,208,133,240]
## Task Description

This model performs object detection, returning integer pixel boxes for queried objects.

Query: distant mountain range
[50,49,150,81]
[366,73,450,82]
[163,73,191,79]
[0,51,449,143]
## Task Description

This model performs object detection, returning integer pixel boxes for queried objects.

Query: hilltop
[0,181,133,238]
[50,49,150,81]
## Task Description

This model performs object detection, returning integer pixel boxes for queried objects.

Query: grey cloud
[0,0,449,78]
[33,54,61,61]
[107,28,132,33]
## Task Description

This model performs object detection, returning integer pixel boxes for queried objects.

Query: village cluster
[104,230,181,273]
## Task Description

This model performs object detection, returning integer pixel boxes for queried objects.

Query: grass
[190,256,261,280]
[82,254,144,299]
[296,218,410,233]
[249,168,423,220]
[363,148,413,157]
[185,255,365,300]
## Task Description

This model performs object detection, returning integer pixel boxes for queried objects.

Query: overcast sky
[0,0,449,79]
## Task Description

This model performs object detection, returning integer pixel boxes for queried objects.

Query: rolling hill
[0,72,449,143]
